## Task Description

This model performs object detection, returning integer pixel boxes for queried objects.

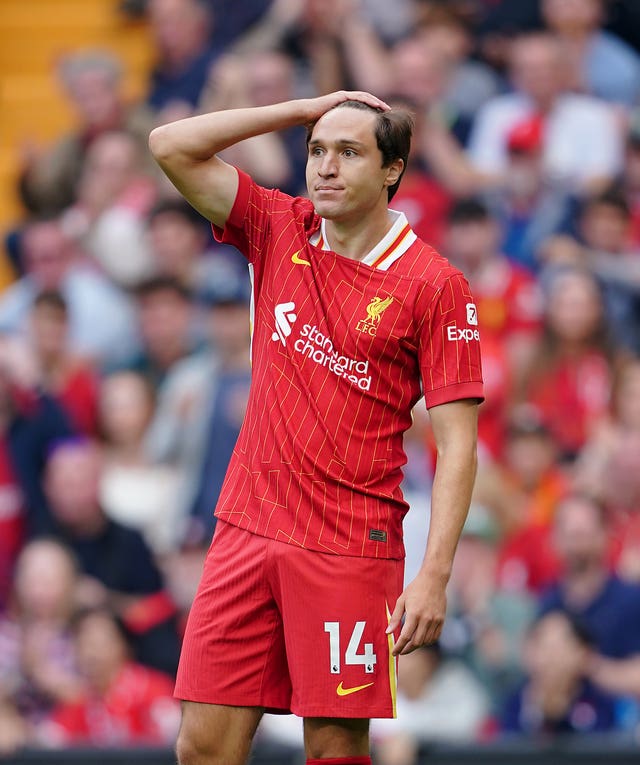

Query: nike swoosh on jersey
[291,249,311,266]
[336,681,374,696]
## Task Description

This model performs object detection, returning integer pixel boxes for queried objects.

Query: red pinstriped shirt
[212,170,483,559]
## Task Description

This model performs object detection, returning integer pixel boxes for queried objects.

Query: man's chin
[313,207,339,221]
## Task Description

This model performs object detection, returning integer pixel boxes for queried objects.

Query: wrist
[417,561,452,584]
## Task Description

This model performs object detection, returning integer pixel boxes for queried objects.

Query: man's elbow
[148,125,173,164]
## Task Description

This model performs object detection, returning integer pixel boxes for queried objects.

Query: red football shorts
[175,521,404,718]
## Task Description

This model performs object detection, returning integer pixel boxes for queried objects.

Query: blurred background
[1,0,640,763]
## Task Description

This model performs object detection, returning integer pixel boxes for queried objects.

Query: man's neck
[563,565,608,609]
[323,209,395,262]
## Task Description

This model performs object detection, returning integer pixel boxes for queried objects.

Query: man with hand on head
[149,89,483,765]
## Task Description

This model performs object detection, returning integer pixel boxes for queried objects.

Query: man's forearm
[589,654,640,696]
[149,101,314,165]
[420,440,478,580]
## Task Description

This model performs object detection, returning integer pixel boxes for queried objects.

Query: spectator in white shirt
[467,32,623,194]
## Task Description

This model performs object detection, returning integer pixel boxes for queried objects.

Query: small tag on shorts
[369,529,387,542]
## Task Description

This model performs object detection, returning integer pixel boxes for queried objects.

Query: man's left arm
[388,398,479,655]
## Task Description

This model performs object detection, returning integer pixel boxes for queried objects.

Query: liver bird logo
[365,295,394,325]
[356,295,394,336]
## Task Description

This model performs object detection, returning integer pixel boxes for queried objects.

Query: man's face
[24,222,70,289]
[138,289,190,354]
[306,107,399,223]
[446,219,499,269]
[510,37,563,105]
[45,444,103,527]
[553,498,607,573]
[148,213,205,274]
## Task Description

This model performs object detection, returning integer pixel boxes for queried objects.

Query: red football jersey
[212,170,483,559]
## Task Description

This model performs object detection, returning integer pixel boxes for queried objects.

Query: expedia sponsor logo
[447,325,481,342]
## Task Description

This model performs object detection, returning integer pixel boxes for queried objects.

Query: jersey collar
[311,210,417,271]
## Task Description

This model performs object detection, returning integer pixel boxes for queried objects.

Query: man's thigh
[177,701,263,765]
[273,544,404,719]
[175,522,292,710]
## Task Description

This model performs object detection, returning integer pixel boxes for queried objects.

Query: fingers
[386,595,405,635]
[339,90,391,111]
[392,617,444,656]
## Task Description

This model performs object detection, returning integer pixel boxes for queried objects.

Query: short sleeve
[419,271,484,409]
[211,169,278,264]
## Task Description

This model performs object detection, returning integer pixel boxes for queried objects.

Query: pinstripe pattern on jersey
[212,170,483,559]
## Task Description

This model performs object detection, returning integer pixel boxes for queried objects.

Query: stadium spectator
[518,265,614,461]
[574,356,640,563]
[118,275,198,392]
[576,187,640,355]
[539,494,640,723]
[42,606,180,747]
[444,197,542,397]
[371,643,491,759]
[622,110,640,247]
[0,219,139,367]
[97,370,183,556]
[27,291,99,435]
[416,7,501,141]
[467,32,624,193]
[145,0,220,114]
[199,54,294,191]
[442,507,537,708]
[0,335,74,548]
[501,611,616,735]
[182,277,251,546]
[485,114,578,273]
[489,410,568,594]
[540,0,640,106]
[43,439,181,674]
[18,50,152,218]
[60,130,158,287]
[0,539,83,747]
[144,258,250,547]
[146,199,214,290]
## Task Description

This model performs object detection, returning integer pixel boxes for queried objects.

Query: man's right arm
[148,91,389,228]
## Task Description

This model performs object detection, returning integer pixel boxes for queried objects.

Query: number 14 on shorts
[324,621,377,674]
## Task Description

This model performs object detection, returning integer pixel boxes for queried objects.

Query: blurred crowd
[2,0,640,760]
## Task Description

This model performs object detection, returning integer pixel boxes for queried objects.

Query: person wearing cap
[485,114,578,273]
[467,31,623,193]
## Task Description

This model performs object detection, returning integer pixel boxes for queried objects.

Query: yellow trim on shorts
[385,602,398,717]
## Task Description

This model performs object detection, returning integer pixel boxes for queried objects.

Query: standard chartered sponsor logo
[272,302,371,389]
[294,324,372,390]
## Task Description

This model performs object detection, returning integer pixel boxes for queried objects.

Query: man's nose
[318,152,338,176]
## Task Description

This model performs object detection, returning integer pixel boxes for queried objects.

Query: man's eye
[343,149,356,157]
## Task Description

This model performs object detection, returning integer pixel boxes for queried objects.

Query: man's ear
[384,158,405,189]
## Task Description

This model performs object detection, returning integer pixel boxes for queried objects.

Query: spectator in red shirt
[518,265,614,461]
[444,197,543,441]
[43,606,179,747]
[28,290,99,436]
